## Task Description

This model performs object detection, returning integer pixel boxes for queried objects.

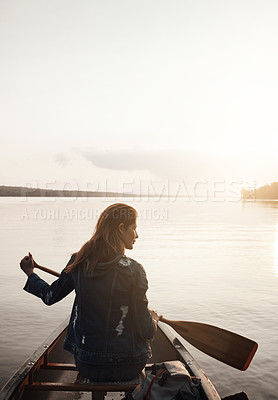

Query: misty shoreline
[0,185,135,198]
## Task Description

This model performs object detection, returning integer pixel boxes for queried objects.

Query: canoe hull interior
[0,319,221,400]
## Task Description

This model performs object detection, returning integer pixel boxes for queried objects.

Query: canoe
[0,318,221,400]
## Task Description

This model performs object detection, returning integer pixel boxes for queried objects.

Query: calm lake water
[1,197,278,399]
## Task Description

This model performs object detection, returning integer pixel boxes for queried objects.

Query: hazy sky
[1,0,278,194]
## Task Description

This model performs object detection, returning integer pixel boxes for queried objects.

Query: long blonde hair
[65,203,137,276]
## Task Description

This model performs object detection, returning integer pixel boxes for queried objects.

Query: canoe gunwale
[158,321,221,400]
[0,318,69,400]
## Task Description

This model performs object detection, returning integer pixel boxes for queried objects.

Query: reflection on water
[244,200,278,209]
[273,224,278,276]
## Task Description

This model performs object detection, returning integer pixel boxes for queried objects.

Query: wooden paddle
[34,262,258,371]
[159,317,258,371]
[34,262,60,277]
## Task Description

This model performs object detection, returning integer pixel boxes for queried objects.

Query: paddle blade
[160,318,258,371]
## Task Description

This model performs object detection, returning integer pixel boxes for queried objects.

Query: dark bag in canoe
[130,361,202,400]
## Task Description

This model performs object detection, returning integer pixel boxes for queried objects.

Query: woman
[20,203,159,382]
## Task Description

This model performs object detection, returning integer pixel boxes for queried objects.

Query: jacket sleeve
[134,264,157,339]
[23,255,75,305]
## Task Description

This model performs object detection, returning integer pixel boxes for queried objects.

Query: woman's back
[65,253,156,364]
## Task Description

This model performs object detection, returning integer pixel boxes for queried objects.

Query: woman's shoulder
[117,255,147,278]
[118,255,142,268]
[116,256,148,290]
[63,253,78,275]
[66,252,77,266]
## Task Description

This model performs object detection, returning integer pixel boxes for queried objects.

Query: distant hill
[242,182,278,200]
[0,185,135,198]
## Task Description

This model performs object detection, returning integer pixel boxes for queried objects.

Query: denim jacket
[24,254,156,365]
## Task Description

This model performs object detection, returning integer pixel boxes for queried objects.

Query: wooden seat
[25,362,145,400]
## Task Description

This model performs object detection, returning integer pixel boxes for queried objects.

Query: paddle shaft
[34,263,258,370]
[34,262,60,277]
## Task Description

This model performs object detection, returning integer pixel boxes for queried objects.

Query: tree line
[242,182,278,200]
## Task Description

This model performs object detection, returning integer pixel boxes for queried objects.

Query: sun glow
[1,1,278,187]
